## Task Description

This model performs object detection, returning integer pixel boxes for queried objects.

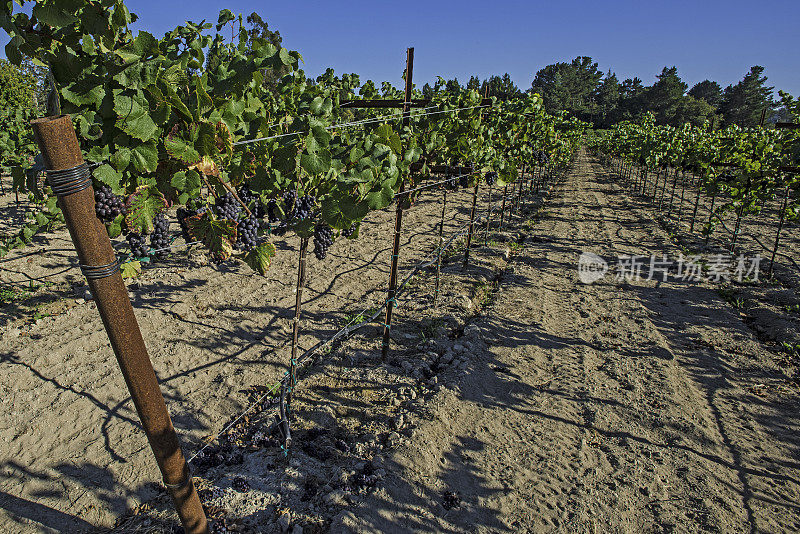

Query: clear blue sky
[2,0,799,95]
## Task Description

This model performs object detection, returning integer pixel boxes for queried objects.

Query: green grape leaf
[32,3,79,27]
[93,163,122,190]
[120,260,142,279]
[107,213,124,239]
[186,212,237,261]
[300,148,331,176]
[195,121,217,156]
[125,185,168,234]
[165,130,201,165]
[110,147,132,173]
[130,141,159,173]
[243,242,276,275]
[114,91,159,142]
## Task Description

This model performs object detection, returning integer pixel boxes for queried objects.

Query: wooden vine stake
[381,46,414,361]
[30,116,209,534]
[289,237,309,405]
[768,186,791,278]
[433,188,448,307]
[499,184,508,230]
[463,170,479,268]
[690,174,704,233]
[484,180,493,241]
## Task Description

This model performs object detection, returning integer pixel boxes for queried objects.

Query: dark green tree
[530,56,602,119]
[640,66,688,125]
[445,77,462,93]
[674,95,717,127]
[466,75,481,91]
[688,80,723,108]
[594,71,620,127]
[718,66,776,127]
[482,73,521,99]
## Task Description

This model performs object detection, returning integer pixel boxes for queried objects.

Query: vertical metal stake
[30,115,208,534]
[381,46,414,361]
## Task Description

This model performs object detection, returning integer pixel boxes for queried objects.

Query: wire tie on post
[163,465,193,491]
[45,163,92,197]
[80,258,121,280]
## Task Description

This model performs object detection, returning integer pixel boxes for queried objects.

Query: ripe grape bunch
[294,194,315,220]
[149,214,170,259]
[282,190,297,219]
[239,187,266,219]
[215,192,241,221]
[459,174,470,188]
[127,233,148,258]
[94,185,125,222]
[236,216,259,251]
[342,222,357,238]
[313,223,334,260]
[267,199,280,223]
[485,172,497,186]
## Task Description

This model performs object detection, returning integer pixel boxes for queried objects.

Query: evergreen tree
[641,66,688,125]
[594,71,620,127]
[530,56,602,119]
[719,66,776,127]
[466,76,481,91]
[445,77,462,93]
[688,80,723,108]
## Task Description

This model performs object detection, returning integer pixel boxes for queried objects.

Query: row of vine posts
[24,46,563,533]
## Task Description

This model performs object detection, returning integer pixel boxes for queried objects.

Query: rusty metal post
[463,172,479,268]
[30,115,208,534]
[289,237,308,400]
[433,188,447,307]
[382,47,414,361]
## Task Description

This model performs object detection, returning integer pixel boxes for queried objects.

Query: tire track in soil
[342,150,800,533]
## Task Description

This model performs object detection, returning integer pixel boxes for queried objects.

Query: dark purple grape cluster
[237,187,256,205]
[282,190,297,218]
[485,172,497,186]
[149,214,170,258]
[236,216,259,251]
[342,222,357,238]
[267,199,280,223]
[214,192,241,221]
[94,185,125,222]
[313,223,334,260]
[238,187,266,219]
[127,233,148,258]
[177,207,197,241]
[459,174,469,188]
[294,195,315,220]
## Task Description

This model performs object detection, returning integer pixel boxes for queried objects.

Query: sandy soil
[2,152,800,533]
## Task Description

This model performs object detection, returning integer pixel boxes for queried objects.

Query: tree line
[429,57,787,129]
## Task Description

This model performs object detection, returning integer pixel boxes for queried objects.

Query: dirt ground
[1,152,799,533]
